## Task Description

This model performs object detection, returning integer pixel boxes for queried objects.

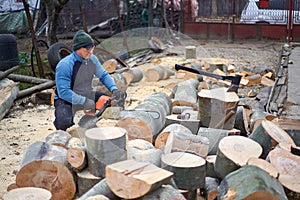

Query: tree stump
[127,139,162,166]
[164,129,209,158]
[106,159,173,199]
[85,126,127,177]
[269,148,300,195]
[137,185,186,200]
[247,157,278,178]
[16,160,76,200]
[76,169,102,197]
[78,178,119,200]
[249,119,296,158]
[198,87,239,130]
[218,165,288,200]
[161,152,206,190]
[3,187,52,200]
[214,135,262,179]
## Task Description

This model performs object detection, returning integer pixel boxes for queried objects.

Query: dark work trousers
[53,91,107,131]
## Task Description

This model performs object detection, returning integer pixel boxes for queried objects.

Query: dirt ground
[0,39,284,199]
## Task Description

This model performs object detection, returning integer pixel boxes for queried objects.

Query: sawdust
[0,40,283,199]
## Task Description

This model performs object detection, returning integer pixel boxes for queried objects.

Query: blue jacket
[55,52,117,105]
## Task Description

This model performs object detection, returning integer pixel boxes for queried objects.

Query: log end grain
[3,187,52,200]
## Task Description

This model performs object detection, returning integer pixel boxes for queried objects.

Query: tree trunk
[218,165,288,200]
[161,152,206,190]
[106,159,173,199]
[85,126,127,177]
[145,65,165,82]
[3,187,52,200]
[214,136,262,179]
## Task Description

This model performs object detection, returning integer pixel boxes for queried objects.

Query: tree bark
[137,185,186,200]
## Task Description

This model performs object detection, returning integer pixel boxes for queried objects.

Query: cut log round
[249,111,276,132]
[214,135,262,179]
[206,155,217,178]
[247,157,278,178]
[137,185,186,200]
[249,120,296,158]
[173,78,199,108]
[218,165,288,200]
[85,126,127,177]
[3,187,52,200]
[145,65,165,82]
[67,147,87,172]
[78,178,119,200]
[198,87,239,130]
[161,152,206,190]
[127,139,162,166]
[45,130,72,146]
[234,105,250,136]
[269,148,300,194]
[165,113,201,134]
[158,65,175,80]
[130,67,144,83]
[103,59,118,73]
[16,160,76,200]
[106,159,173,199]
[76,169,102,197]
[204,177,219,200]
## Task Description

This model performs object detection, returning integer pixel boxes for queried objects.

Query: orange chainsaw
[78,96,113,128]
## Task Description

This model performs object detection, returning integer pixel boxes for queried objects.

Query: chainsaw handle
[83,108,96,116]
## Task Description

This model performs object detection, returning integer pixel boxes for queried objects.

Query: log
[78,178,119,200]
[17,80,56,99]
[155,123,193,150]
[76,169,102,197]
[245,74,262,86]
[214,136,262,179]
[3,187,52,200]
[121,69,134,85]
[85,126,127,177]
[158,65,175,80]
[247,157,278,178]
[7,73,51,84]
[0,65,20,80]
[137,185,186,200]
[122,67,144,84]
[145,65,165,81]
[249,110,276,132]
[86,195,110,200]
[106,159,173,199]
[45,130,72,146]
[249,120,296,158]
[161,152,206,190]
[67,147,87,172]
[185,46,197,59]
[269,148,300,194]
[20,141,67,168]
[198,87,239,130]
[103,59,118,73]
[127,139,163,166]
[0,78,18,121]
[16,160,76,200]
[234,105,250,136]
[217,165,288,200]
[173,78,199,108]
[206,155,217,178]
[204,177,219,200]
[164,129,209,158]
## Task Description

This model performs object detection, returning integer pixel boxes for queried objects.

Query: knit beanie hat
[72,30,94,51]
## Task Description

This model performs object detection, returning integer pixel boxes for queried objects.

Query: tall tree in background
[44,0,69,45]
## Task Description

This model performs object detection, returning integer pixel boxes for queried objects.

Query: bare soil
[0,39,283,199]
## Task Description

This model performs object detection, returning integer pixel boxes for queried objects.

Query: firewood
[217,165,288,200]
[234,105,250,136]
[214,136,262,179]
[127,139,162,166]
[45,130,72,146]
[16,80,55,99]
[158,64,175,80]
[0,78,18,121]
[246,157,278,178]
[145,65,165,81]
[164,129,209,158]
[249,110,276,132]
[85,126,127,177]
[3,187,52,200]
[249,120,295,158]
[269,148,300,195]
[78,178,119,200]
[103,59,118,73]
[173,78,199,108]
[67,147,87,172]
[204,177,219,200]
[16,160,76,200]
[76,169,102,197]
[121,69,134,84]
[245,74,262,86]
[129,67,144,83]
[161,152,206,190]
[137,185,186,200]
[198,87,239,130]
[106,159,173,199]
[206,155,217,178]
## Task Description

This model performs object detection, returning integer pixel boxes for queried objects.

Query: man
[53,29,126,131]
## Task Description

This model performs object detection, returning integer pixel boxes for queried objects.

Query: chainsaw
[78,95,113,129]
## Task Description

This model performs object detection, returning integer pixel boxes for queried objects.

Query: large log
[76,169,102,197]
[249,119,296,158]
[78,178,119,200]
[246,157,278,178]
[127,139,163,166]
[172,78,199,108]
[85,126,127,177]
[204,177,219,200]
[145,65,165,82]
[103,59,118,73]
[67,147,87,172]
[269,148,300,195]
[106,159,173,199]
[3,187,52,200]
[45,130,72,146]
[214,135,262,179]
[136,185,186,200]
[198,87,239,130]
[0,78,19,120]
[161,152,206,190]
[16,160,76,200]
[217,165,288,200]
[234,105,250,136]
[249,110,276,132]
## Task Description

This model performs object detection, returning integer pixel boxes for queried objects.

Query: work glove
[112,89,127,109]
[84,98,95,111]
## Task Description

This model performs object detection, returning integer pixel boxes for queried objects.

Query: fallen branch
[17,80,55,99]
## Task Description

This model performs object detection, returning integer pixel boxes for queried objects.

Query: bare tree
[44,0,69,45]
